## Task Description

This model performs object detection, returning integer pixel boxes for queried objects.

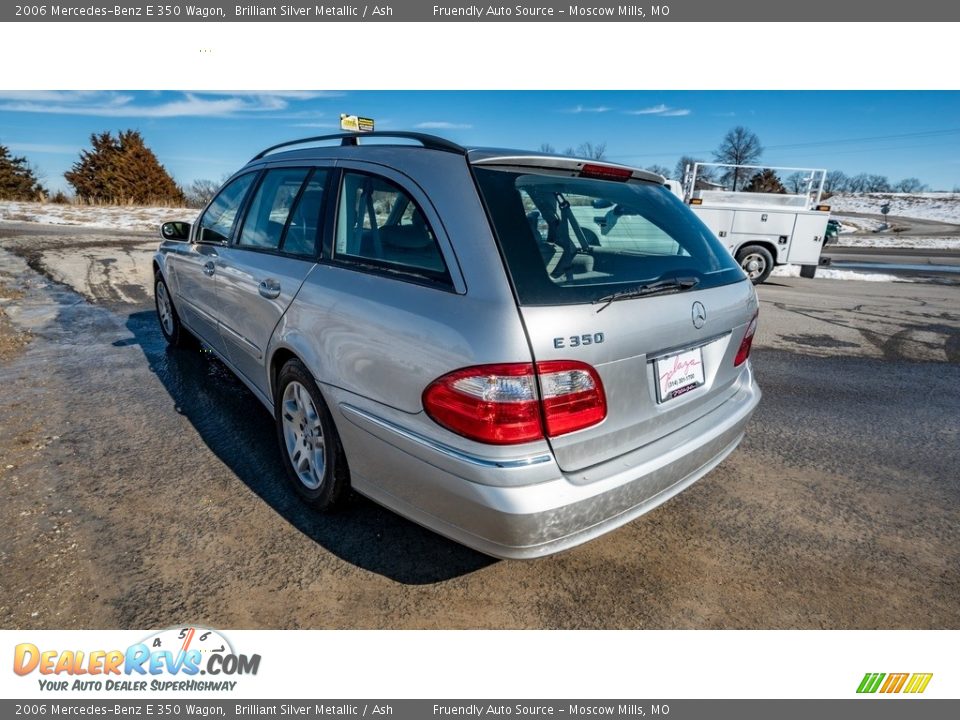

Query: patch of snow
[833,236,960,251]
[0,201,197,232]
[832,214,886,233]
[770,264,910,283]
[827,193,960,224]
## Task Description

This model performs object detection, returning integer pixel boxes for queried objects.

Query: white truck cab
[680,163,832,283]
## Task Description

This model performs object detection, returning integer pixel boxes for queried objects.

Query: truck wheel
[736,245,774,284]
[800,264,818,279]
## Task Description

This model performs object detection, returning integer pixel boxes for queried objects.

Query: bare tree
[894,177,926,193]
[539,143,556,154]
[713,126,763,191]
[184,178,221,208]
[674,155,715,183]
[865,174,891,192]
[576,141,607,160]
[645,164,671,178]
[824,170,848,193]
[846,173,870,193]
[785,171,808,194]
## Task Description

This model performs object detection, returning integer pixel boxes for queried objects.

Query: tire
[274,359,349,510]
[154,272,188,347]
[799,264,818,279]
[736,245,774,285]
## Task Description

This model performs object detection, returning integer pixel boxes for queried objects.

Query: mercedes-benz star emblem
[692,301,707,329]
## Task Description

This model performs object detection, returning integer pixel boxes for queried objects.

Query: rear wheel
[800,264,818,279]
[736,245,774,284]
[274,359,349,510]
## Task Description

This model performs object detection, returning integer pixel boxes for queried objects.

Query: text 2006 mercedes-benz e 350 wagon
[153,132,761,559]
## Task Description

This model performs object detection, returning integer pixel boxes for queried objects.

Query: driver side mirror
[160,221,191,242]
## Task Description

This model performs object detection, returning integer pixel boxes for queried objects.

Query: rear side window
[283,171,328,257]
[197,173,256,244]
[473,167,744,305]
[238,168,311,251]
[334,171,450,286]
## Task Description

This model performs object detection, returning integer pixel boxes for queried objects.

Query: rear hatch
[472,155,757,474]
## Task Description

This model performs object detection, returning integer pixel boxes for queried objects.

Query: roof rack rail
[251,132,467,161]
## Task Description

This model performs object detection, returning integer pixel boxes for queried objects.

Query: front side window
[238,168,311,251]
[197,173,256,244]
[474,167,744,305]
[334,172,450,285]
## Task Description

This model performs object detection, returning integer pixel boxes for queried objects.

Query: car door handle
[258,279,281,299]
[202,261,216,277]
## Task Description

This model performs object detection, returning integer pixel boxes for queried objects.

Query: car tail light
[734,312,759,367]
[423,361,606,445]
[579,163,632,181]
[537,360,607,436]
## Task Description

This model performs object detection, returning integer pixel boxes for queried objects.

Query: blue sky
[1,90,959,193]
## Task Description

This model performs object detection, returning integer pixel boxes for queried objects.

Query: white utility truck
[680,163,833,284]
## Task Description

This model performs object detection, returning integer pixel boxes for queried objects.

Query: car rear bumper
[335,365,761,560]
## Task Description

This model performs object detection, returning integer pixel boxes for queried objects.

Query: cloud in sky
[625,104,692,117]
[0,91,343,119]
[414,121,473,129]
[563,104,612,114]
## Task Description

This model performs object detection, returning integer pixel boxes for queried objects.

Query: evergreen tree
[743,168,787,194]
[0,144,46,200]
[65,130,184,205]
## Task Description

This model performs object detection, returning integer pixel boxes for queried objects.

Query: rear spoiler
[470,155,665,184]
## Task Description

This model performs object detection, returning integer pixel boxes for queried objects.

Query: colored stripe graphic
[904,673,934,694]
[857,672,933,694]
[880,673,909,693]
[857,673,885,693]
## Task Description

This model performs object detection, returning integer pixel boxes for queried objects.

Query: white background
[2,629,956,698]
[1,18,957,702]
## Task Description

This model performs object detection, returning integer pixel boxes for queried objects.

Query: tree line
[545,126,942,194]
[0,126,950,205]
[0,130,211,206]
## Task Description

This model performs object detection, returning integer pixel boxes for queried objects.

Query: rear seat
[378,224,445,272]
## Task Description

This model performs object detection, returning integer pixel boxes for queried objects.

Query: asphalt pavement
[0,226,957,629]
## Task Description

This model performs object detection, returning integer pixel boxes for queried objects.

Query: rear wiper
[592,277,700,312]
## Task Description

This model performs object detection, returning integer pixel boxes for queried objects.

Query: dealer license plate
[655,347,705,403]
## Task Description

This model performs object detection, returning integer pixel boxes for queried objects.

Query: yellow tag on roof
[340,114,375,133]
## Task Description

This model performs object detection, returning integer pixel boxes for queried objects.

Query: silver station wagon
[154,132,761,559]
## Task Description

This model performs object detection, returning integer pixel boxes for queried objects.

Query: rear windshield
[473,166,745,306]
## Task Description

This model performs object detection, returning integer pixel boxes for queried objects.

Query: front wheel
[274,359,350,510]
[736,245,774,285]
[154,273,188,347]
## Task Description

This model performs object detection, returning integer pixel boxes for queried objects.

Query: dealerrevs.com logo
[857,672,933,694]
[13,627,260,692]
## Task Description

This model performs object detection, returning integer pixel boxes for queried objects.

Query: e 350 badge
[13,627,260,692]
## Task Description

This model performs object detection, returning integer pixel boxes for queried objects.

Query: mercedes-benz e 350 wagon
[153,132,761,559]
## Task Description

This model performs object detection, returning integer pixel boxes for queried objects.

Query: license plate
[655,347,705,403]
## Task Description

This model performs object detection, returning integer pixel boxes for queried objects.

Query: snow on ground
[770,264,910,283]
[0,201,197,231]
[36,243,157,305]
[833,214,886,233]
[833,236,960,251]
[827,193,960,224]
